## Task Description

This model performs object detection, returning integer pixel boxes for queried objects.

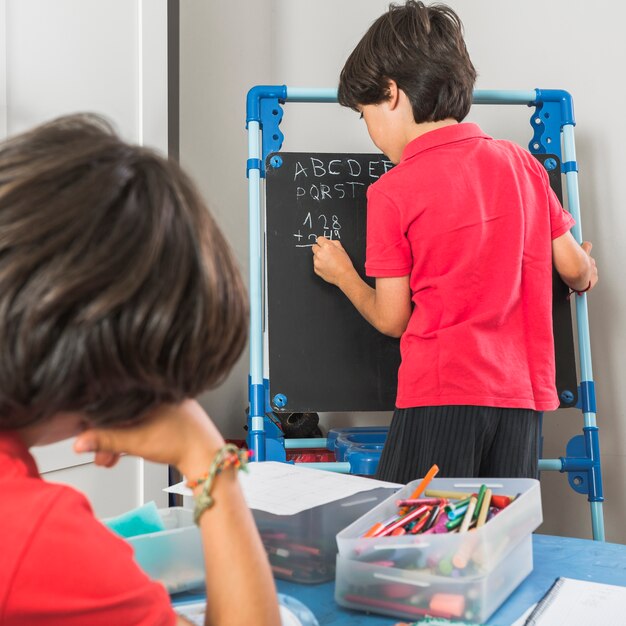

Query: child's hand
[581,241,598,290]
[73,400,225,478]
[553,233,599,294]
[312,236,356,287]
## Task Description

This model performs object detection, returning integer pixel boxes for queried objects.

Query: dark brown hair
[338,1,476,123]
[0,114,247,429]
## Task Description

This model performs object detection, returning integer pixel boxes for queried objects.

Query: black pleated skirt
[375,405,540,484]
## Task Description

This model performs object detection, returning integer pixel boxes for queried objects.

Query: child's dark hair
[338,1,476,123]
[0,114,248,429]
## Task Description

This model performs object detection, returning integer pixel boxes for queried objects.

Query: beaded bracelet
[567,280,592,301]
[187,444,252,525]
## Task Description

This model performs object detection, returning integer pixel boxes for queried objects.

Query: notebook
[524,577,626,625]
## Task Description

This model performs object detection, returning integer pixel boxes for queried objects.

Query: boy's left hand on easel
[311,236,356,287]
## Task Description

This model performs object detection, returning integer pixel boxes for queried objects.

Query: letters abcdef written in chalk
[291,157,392,247]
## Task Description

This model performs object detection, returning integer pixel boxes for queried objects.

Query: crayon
[271,564,293,577]
[423,504,441,531]
[400,464,439,513]
[445,515,463,531]
[381,583,416,600]
[452,532,478,569]
[444,496,472,514]
[396,497,444,507]
[472,484,487,520]
[283,542,321,555]
[363,522,385,538]
[409,511,431,534]
[260,532,287,540]
[490,494,512,509]
[354,545,421,568]
[459,496,477,533]
[362,512,401,538]
[404,519,417,532]
[375,505,429,537]
[425,488,473,500]
[475,488,492,528]
[424,509,451,534]
[265,545,291,558]
[343,594,454,619]
[429,593,466,618]
[446,502,470,520]
[472,525,511,571]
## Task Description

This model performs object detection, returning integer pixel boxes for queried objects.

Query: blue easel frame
[245,86,605,541]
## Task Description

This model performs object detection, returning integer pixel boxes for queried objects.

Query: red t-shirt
[0,432,177,626]
[365,123,575,411]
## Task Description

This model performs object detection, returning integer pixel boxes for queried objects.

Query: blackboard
[265,152,577,413]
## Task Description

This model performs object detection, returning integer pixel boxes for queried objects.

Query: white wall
[450,0,626,546]
[179,0,275,438]
[180,0,625,543]
[2,0,170,516]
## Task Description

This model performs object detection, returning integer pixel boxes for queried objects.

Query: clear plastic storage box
[335,535,533,623]
[252,486,396,583]
[334,478,542,622]
[128,507,204,594]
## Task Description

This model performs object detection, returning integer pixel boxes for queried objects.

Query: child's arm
[312,236,411,337]
[74,401,281,626]
[552,232,598,292]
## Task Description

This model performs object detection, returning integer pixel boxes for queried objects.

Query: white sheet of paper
[524,578,626,625]
[165,461,400,515]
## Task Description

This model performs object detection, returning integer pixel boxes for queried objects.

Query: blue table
[275,534,626,625]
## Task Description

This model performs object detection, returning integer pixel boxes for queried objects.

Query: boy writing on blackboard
[0,115,280,625]
[312,1,598,483]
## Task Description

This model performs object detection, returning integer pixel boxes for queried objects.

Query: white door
[0,0,173,517]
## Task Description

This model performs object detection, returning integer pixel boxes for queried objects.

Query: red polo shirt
[0,432,177,626]
[365,123,574,411]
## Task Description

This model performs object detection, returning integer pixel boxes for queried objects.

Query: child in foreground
[312,1,598,483]
[0,115,281,626]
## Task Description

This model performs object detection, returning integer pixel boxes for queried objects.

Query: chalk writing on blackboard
[289,156,393,249]
[293,213,342,247]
